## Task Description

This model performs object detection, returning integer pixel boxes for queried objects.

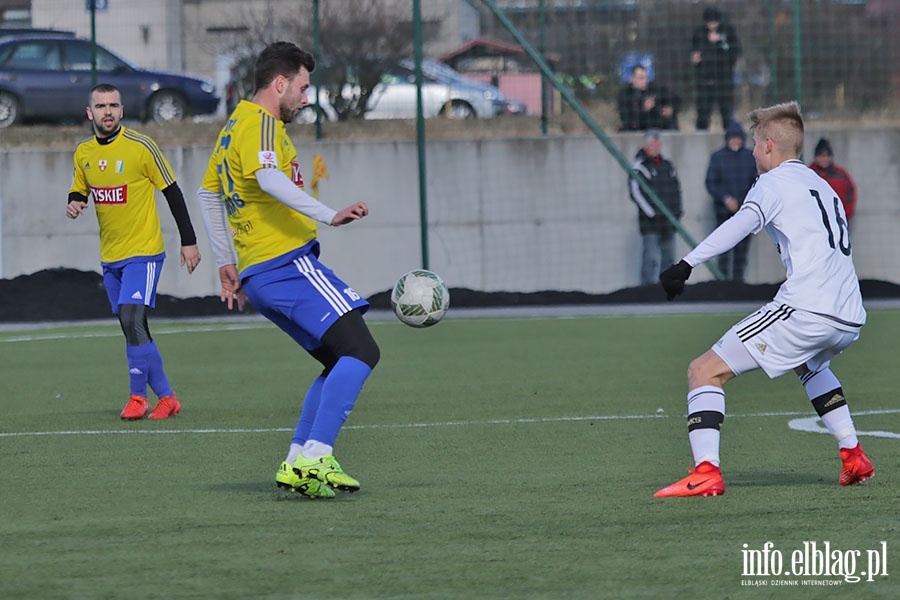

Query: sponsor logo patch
[291,161,305,188]
[258,150,277,167]
[91,185,127,204]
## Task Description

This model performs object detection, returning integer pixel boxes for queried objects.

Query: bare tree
[225,0,415,121]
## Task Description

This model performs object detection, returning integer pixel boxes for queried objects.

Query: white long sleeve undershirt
[196,169,339,269]
[197,186,238,268]
[683,208,760,268]
[255,168,337,225]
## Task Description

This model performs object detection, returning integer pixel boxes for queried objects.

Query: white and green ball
[390,270,450,328]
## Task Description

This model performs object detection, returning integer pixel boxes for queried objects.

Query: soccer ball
[390,270,450,328]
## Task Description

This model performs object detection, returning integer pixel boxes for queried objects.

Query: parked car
[0,34,219,128]
[224,55,523,123]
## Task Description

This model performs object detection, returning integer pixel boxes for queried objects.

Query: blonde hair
[748,101,804,156]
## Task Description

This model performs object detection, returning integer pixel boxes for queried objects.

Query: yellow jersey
[70,127,175,263]
[201,100,317,276]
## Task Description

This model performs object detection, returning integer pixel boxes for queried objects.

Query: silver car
[297,59,525,123]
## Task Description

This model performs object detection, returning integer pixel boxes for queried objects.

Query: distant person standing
[66,83,201,420]
[629,130,683,286]
[691,6,741,130]
[809,138,858,225]
[704,121,758,282]
[616,65,679,131]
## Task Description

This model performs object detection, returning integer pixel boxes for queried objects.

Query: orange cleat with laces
[148,395,181,420]
[839,443,874,486]
[120,394,149,420]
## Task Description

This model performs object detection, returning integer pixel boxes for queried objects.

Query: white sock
[687,385,725,467]
[285,443,303,465]
[802,369,858,449]
[820,406,859,450]
[302,439,333,459]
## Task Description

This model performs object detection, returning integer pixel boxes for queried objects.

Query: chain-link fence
[2,0,898,298]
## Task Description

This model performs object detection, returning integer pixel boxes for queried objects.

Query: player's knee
[687,352,730,389]
[686,357,706,388]
[117,304,152,345]
[322,310,380,370]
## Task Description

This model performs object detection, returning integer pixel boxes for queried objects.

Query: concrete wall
[1,127,897,299]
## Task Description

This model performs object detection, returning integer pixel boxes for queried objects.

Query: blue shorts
[241,250,369,351]
[102,258,164,315]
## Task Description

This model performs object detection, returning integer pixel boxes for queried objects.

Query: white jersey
[740,159,865,327]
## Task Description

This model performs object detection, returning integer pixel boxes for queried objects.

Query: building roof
[438,36,559,71]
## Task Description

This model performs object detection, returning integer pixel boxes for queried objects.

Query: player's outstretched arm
[331,202,368,227]
[659,260,693,301]
[256,168,337,224]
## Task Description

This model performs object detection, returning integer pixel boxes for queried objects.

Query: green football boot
[276,461,335,499]
[292,454,360,493]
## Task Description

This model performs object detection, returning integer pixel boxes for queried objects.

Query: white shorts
[711,301,861,379]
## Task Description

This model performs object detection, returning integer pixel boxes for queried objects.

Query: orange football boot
[654,461,725,497]
[839,443,874,486]
[148,395,181,420]
[120,394,149,420]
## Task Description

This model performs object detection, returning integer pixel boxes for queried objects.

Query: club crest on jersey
[258,150,277,167]
[290,161,305,187]
[98,159,108,172]
[115,160,124,173]
[91,184,127,204]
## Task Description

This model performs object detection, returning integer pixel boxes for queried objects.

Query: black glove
[659,260,692,301]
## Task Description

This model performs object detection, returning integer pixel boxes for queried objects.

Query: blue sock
[292,376,325,446]
[145,341,174,398]
[308,357,372,447]
[125,343,150,397]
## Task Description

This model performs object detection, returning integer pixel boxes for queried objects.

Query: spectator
[705,121,758,282]
[809,138,858,225]
[691,6,741,130]
[629,130,683,285]
[617,65,679,131]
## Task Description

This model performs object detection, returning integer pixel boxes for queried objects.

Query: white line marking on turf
[788,409,900,439]
[3,408,898,439]
[0,322,273,343]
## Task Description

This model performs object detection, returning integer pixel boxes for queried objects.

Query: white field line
[0,321,274,343]
[2,409,898,439]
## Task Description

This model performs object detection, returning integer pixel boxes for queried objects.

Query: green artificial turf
[1,310,898,599]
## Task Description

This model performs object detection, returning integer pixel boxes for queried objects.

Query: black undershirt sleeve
[161,182,197,246]
[68,191,88,204]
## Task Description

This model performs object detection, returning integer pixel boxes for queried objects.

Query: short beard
[279,105,296,124]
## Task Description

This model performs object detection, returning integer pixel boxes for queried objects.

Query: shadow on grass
[729,470,831,487]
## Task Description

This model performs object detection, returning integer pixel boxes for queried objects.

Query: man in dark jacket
[704,121,758,281]
[617,65,679,131]
[629,130,683,285]
[691,6,741,130]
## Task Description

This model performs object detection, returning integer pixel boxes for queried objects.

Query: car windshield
[397,58,467,85]
[63,41,132,72]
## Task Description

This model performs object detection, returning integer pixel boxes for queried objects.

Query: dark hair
[814,137,833,156]
[703,6,722,22]
[89,83,119,102]
[254,41,316,91]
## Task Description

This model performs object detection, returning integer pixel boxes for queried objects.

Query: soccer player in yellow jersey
[67,83,201,420]
[198,42,378,499]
